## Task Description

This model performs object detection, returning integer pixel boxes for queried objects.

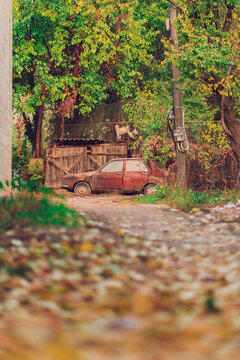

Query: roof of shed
[53,138,104,146]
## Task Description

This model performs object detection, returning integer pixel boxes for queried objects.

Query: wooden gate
[45,143,128,188]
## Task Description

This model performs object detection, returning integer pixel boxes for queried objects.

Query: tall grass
[0,179,86,230]
[0,195,86,230]
[136,185,239,212]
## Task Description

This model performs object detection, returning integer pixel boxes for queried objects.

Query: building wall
[0,0,12,188]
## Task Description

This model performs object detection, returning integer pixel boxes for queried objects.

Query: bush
[136,185,240,212]
[0,179,86,230]
[28,159,44,182]
[0,195,86,230]
[12,136,31,179]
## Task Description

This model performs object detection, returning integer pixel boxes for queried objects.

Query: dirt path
[1,193,240,360]
[65,194,240,359]
[67,193,240,242]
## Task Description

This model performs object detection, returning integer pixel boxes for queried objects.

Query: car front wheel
[74,182,91,196]
[144,184,157,195]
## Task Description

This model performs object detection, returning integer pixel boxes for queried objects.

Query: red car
[62,158,173,196]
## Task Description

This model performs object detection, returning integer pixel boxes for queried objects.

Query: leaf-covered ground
[0,196,240,359]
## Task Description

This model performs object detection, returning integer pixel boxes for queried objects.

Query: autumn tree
[13,0,154,157]
[164,0,240,165]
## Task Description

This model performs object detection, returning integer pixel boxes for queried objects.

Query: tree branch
[221,96,232,137]
[212,6,221,31]
[165,0,183,13]
[222,3,234,32]
[228,42,240,76]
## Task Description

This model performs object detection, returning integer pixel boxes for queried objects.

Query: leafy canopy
[13,0,156,117]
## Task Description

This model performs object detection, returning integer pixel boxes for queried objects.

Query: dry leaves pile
[0,209,240,360]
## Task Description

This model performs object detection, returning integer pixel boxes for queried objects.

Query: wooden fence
[45,143,128,188]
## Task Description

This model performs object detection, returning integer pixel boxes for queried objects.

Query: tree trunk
[221,96,240,166]
[35,103,44,158]
[170,6,187,190]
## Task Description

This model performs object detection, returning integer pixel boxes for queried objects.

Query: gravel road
[1,193,240,359]
[66,193,240,244]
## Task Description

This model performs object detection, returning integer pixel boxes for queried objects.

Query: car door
[123,160,149,191]
[95,160,124,190]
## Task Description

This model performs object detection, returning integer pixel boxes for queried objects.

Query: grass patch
[136,185,240,212]
[0,195,86,230]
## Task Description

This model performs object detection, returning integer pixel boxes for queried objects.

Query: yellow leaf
[80,242,93,253]
[132,291,154,315]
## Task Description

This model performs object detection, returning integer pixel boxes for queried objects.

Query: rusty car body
[62,158,174,195]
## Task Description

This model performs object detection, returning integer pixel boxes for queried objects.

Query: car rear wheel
[144,184,157,195]
[74,182,91,196]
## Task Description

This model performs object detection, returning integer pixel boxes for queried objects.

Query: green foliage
[123,83,174,168]
[13,0,155,117]
[201,122,230,149]
[0,177,57,196]
[124,80,172,130]
[150,184,171,200]
[136,186,207,209]
[12,130,32,179]
[136,185,240,212]
[12,0,173,154]
[204,292,219,313]
[12,119,44,182]
[28,160,44,182]
[13,0,240,174]
[0,195,85,230]
[165,0,240,115]
[174,189,208,211]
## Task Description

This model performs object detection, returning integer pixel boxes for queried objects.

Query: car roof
[109,158,142,161]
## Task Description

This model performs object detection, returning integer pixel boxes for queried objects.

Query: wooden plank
[68,155,85,173]
[85,152,128,156]
[88,154,102,168]
[49,146,85,156]
[46,152,86,159]
[48,158,70,175]
[45,159,51,187]
[45,144,129,188]
[45,159,60,188]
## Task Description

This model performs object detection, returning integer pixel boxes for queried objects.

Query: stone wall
[0,0,12,187]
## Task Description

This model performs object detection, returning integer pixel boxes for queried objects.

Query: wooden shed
[45,100,138,188]
[45,140,129,188]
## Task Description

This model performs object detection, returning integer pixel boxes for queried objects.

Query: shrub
[136,185,240,212]
[28,159,44,182]
[12,136,32,179]
[0,195,86,230]
[0,179,86,230]
[201,122,230,149]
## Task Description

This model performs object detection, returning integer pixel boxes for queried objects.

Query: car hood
[74,171,96,177]
[63,171,96,179]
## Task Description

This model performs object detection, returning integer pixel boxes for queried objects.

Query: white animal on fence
[115,124,138,140]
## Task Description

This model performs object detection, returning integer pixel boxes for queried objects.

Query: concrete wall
[0,0,12,188]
